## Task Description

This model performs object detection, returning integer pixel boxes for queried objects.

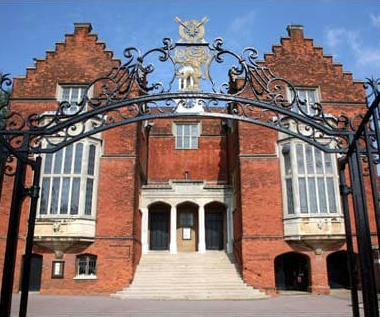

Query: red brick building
[0,22,370,297]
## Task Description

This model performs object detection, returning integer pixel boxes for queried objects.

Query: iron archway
[0,20,379,317]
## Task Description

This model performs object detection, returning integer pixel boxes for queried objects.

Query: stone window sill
[73,275,97,280]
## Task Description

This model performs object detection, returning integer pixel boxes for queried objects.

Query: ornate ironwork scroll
[0,19,375,156]
[0,17,380,317]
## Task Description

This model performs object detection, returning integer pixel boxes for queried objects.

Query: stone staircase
[112,251,268,300]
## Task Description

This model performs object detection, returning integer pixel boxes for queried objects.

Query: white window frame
[279,140,342,219]
[287,86,321,115]
[56,85,93,115]
[74,254,97,279]
[37,139,100,219]
[173,122,201,149]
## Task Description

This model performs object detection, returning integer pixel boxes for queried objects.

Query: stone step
[137,266,239,269]
[131,279,245,284]
[135,268,241,272]
[140,259,235,266]
[132,276,244,284]
[111,252,267,300]
[115,292,265,299]
[124,281,251,289]
[136,270,240,278]
[114,291,263,296]
[116,289,264,295]
[119,288,259,293]
[136,265,240,269]
[140,258,235,262]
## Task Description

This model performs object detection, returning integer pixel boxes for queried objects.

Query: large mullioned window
[39,141,99,217]
[281,142,339,216]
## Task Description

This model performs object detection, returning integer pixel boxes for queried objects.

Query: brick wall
[0,23,374,297]
[148,118,228,183]
[0,23,143,295]
[234,25,369,294]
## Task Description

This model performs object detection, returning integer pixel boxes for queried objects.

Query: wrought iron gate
[0,18,379,316]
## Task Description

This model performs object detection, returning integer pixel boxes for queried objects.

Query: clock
[175,17,208,43]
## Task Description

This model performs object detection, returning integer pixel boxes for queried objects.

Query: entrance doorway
[275,252,309,291]
[205,202,226,250]
[21,254,42,292]
[177,202,198,252]
[327,251,350,289]
[149,203,170,250]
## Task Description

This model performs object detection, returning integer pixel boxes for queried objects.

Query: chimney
[286,24,304,40]
[74,22,92,34]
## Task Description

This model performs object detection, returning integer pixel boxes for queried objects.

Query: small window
[290,88,318,115]
[59,86,87,115]
[76,254,97,277]
[180,212,194,227]
[175,123,199,149]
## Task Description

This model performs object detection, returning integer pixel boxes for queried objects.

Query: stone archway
[274,252,310,291]
[148,202,171,251]
[204,202,227,251]
[327,250,351,289]
[176,201,199,252]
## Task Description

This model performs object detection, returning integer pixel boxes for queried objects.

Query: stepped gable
[12,23,121,99]
[261,24,365,104]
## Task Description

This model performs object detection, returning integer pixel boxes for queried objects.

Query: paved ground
[9,290,358,317]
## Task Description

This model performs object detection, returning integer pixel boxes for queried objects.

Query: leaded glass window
[281,142,339,216]
[76,254,97,276]
[290,88,318,115]
[60,86,86,115]
[180,212,194,227]
[39,142,99,217]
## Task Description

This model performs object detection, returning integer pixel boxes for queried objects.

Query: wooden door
[150,212,169,250]
[23,254,43,291]
[205,212,223,250]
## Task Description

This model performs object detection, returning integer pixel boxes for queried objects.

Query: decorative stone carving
[174,17,212,92]
[175,17,208,43]
[53,221,61,233]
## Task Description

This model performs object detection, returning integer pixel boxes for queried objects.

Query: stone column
[198,205,206,253]
[226,206,233,254]
[141,208,149,254]
[170,205,177,254]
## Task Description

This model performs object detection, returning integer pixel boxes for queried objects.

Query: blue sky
[1,0,380,84]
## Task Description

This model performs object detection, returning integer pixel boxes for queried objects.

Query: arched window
[76,254,97,277]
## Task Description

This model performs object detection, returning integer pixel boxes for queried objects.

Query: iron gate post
[0,149,7,207]
[348,137,379,317]
[363,125,380,249]
[338,158,360,317]
[0,155,28,317]
[19,156,41,317]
